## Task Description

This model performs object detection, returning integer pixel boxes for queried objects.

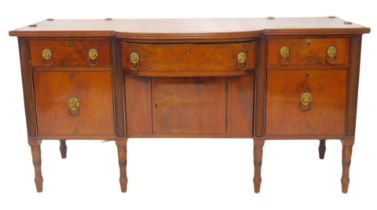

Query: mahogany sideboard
[9,17,370,193]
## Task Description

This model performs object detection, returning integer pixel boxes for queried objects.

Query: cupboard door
[266,70,347,137]
[152,77,227,135]
[34,71,114,136]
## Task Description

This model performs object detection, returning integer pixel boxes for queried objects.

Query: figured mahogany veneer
[267,38,349,67]
[9,17,369,193]
[266,69,347,137]
[34,71,114,136]
[122,42,255,75]
[30,39,111,67]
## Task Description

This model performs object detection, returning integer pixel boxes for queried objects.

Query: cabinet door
[34,71,114,136]
[152,77,227,135]
[266,70,347,137]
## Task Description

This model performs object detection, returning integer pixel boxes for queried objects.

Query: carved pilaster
[345,37,362,137]
[111,39,126,138]
[18,38,38,137]
[254,38,267,137]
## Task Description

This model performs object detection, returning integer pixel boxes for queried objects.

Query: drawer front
[34,71,114,135]
[30,40,111,67]
[266,70,347,136]
[267,38,349,67]
[122,42,255,72]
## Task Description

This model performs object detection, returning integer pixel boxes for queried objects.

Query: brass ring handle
[327,46,337,58]
[88,48,98,60]
[41,48,53,66]
[300,92,313,112]
[237,51,247,64]
[129,52,140,70]
[42,48,52,60]
[280,46,290,58]
[68,97,80,116]
[326,45,337,64]
[88,48,98,66]
[237,51,247,70]
[279,46,290,64]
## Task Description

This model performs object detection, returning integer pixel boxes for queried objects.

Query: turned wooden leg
[28,139,43,192]
[116,139,128,192]
[341,139,354,193]
[253,139,265,193]
[59,140,67,159]
[319,139,326,159]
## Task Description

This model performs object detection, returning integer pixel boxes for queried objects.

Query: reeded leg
[59,140,67,159]
[253,139,265,193]
[28,139,43,192]
[116,139,128,192]
[319,139,326,159]
[341,139,354,193]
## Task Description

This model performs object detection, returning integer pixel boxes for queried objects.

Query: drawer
[33,71,114,135]
[266,70,347,136]
[267,38,349,67]
[121,42,255,74]
[30,39,111,67]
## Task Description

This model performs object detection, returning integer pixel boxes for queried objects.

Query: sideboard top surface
[9,17,370,40]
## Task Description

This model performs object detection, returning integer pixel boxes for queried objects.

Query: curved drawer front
[30,39,111,67]
[267,38,349,67]
[122,42,255,75]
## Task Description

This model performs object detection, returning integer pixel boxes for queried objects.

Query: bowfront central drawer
[267,38,349,67]
[121,42,255,75]
[30,39,111,67]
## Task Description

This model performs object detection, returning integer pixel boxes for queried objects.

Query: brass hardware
[88,48,98,60]
[236,51,247,70]
[68,97,80,116]
[130,52,139,64]
[300,92,313,112]
[237,52,247,64]
[42,48,52,60]
[129,52,140,70]
[280,46,290,58]
[327,46,337,58]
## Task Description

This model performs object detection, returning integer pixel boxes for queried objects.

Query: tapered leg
[341,139,354,193]
[253,139,265,193]
[59,140,67,159]
[28,139,43,192]
[116,139,128,192]
[319,139,326,159]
